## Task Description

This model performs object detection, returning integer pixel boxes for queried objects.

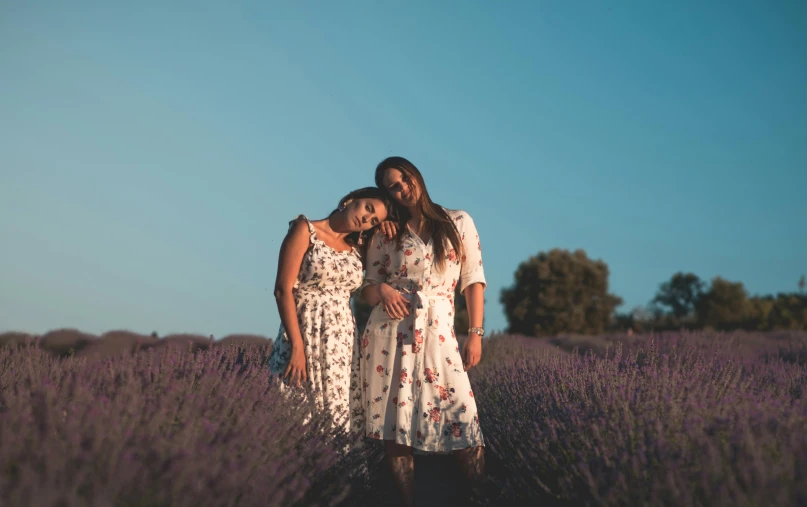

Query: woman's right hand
[283,347,307,387]
[380,283,410,319]
[379,220,399,240]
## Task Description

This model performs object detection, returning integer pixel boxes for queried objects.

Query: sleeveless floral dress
[268,215,365,434]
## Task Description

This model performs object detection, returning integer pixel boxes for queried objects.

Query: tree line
[353,249,806,337]
[500,249,807,336]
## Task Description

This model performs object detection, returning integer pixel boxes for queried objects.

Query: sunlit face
[345,197,388,232]
[381,168,419,208]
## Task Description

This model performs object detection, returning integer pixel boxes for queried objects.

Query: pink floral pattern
[268,215,364,435]
[352,209,486,452]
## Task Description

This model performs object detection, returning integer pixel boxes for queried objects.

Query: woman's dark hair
[331,186,395,247]
[374,157,462,271]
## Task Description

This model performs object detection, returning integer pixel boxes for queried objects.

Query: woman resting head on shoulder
[267,186,395,435]
[357,157,488,506]
[333,186,399,250]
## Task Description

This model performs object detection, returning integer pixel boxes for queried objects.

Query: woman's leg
[385,440,415,507]
[454,445,485,502]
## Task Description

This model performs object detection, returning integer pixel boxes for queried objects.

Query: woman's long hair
[331,186,395,247]
[374,157,462,271]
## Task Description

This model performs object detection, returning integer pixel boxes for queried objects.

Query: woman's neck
[407,206,422,224]
[324,213,350,240]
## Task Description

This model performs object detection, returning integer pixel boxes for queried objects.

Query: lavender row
[2,331,805,506]
[0,344,369,507]
[472,333,807,505]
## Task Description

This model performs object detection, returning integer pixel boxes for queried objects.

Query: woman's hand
[379,220,398,240]
[283,347,307,387]
[380,283,410,320]
[462,334,482,371]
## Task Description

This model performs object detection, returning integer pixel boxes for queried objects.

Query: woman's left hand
[462,334,482,371]
[379,220,398,239]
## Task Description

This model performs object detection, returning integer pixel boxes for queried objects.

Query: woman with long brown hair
[354,157,487,505]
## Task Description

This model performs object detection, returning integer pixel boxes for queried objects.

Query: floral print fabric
[268,215,364,435]
[352,208,486,452]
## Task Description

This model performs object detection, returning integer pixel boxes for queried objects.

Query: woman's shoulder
[442,207,475,224]
[287,215,317,239]
[288,214,310,229]
[369,229,395,250]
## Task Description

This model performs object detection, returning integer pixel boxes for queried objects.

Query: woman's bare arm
[361,283,383,306]
[465,283,485,329]
[462,282,485,371]
[361,231,409,319]
[273,220,311,383]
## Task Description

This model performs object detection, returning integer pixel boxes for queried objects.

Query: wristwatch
[468,327,485,337]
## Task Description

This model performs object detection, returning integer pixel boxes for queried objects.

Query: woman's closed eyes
[366,203,380,225]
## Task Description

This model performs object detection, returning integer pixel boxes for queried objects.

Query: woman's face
[345,197,388,232]
[381,168,419,208]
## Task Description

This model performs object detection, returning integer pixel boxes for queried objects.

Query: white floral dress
[268,215,364,435]
[351,208,486,452]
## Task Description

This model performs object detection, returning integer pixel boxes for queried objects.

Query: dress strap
[290,214,318,244]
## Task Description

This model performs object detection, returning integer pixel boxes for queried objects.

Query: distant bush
[218,334,273,348]
[0,329,276,359]
[156,333,213,352]
[0,332,36,348]
[76,330,153,357]
[39,328,98,357]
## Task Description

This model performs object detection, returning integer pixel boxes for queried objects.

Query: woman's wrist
[361,283,384,306]
[468,326,485,338]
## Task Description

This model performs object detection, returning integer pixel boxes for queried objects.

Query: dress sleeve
[457,211,486,294]
[360,231,389,291]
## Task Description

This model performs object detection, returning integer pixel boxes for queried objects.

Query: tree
[799,274,806,294]
[651,272,705,320]
[500,248,623,337]
[614,306,656,334]
[768,293,807,330]
[695,277,749,330]
[746,295,775,331]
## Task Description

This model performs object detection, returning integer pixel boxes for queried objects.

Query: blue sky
[1,1,805,337]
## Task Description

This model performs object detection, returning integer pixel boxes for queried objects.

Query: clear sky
[1,1,805,337]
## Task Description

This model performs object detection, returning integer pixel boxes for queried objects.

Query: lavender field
[1,330,806,506]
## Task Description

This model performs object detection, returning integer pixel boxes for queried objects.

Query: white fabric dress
[268,216,364,435]
[351,208,486,452]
